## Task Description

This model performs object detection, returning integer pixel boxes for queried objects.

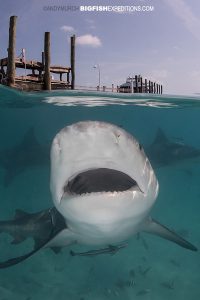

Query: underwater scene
[0,85,200,300]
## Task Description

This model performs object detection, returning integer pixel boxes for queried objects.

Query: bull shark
[146,128,200,168]
[0,121,197,268]
[0,128,49,186]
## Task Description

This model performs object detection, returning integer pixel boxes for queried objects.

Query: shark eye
[139,143,143,151]
[64,168,141,195]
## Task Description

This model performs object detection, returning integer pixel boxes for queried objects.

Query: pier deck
[0,16,75,91]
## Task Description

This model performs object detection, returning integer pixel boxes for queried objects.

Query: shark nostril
[64,168,140,195]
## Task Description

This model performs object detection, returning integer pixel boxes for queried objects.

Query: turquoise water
[0,84,199,299]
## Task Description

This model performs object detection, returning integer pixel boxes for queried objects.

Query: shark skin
[145,128,200,169]
[0,122,197,268]
[0,128,49,187]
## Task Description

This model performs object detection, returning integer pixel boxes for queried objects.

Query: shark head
[50,121,159,245]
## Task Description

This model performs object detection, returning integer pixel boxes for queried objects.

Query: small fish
[126,279,135,287]
[161,280,175,290]
[70,243,128,257]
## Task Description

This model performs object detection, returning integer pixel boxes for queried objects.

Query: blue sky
[1,0,200,95]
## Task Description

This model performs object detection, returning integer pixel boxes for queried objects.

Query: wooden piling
[42,51,45,66]
[135,75,138,93]
[153,82,156,94]
[145,79,147,93]
[38,51,44,78]
[44,32,51,90]
[67,72,70,84]
[156,83,158,94]
[7,16,17,87]
[161,85,163,94]
[140,77,143,93]
[148,80,151,93]
[70,35,75,89]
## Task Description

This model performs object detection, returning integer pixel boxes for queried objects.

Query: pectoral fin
[143,217,197,252]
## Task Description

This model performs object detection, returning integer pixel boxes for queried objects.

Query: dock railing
[75,85,119,93]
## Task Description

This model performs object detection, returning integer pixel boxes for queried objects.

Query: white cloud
[164,0,200,40]
[76,34,102,47]
[60,25,75,33]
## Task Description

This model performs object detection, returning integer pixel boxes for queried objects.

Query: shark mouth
[63,168,143,196]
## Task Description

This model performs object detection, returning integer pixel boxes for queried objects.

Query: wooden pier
[119,75,163,94]
[0,16,75,91]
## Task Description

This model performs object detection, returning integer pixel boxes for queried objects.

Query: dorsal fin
[153,128,168,145]
[14,209,30,220]
[21,128,40,150]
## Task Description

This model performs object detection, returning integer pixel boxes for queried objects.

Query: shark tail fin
[143,218,197,252]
